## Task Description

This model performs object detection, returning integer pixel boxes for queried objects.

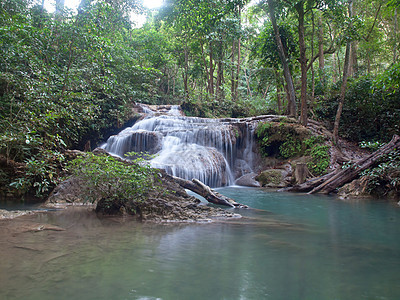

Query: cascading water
[102,105,257,187]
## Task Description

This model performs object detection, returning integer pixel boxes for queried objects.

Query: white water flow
[102,105,256,187]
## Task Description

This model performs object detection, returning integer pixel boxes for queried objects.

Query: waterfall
[102,105,257,187]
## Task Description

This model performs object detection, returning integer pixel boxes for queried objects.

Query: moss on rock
[255,169,286,188]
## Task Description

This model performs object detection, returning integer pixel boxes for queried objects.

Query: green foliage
[257,123,330,175]
[68,152,157,207]
[315,75,400,143]
[255,121,272,153]
[359,140,385,151]
[0,0,162,196]
[374,61,400,95]
[361,149,400,196]
[256,121,311,158]
[252,23,298,70]
[279,139,302,159]
[305,143,330,176]
[9,149,65,197]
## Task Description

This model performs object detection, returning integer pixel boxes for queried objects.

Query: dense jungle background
[0,0,399,198]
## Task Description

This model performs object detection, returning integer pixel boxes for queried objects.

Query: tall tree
[266,0,297,117]
[333,0,353,143]
[294,1,308,125]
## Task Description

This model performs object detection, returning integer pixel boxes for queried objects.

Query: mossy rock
[256,121,312,158]
[255,169,286,188]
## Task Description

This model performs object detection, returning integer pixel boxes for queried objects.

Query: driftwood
[283,134,400,194]
[172,176,248,208]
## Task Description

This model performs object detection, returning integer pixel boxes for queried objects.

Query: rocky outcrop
[46,177,90,206]
[255,169,288,188]
[46,169,241,222]
[235,173,261,187]
[338,177,371,199]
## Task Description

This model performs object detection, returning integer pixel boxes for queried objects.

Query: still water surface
[1,188,400,300]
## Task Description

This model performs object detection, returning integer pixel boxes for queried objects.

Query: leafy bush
[9,149,65,197]
[315,75,400,143]
[256,120,310,158]
[305,144,330,176]
[361,149,400,196]
[68,152,158,212]
[256,123,330,175]
[302,136,330,176]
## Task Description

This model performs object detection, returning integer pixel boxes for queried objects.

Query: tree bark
[209,42,215,97]
[231,40,236,100]
[284,135,400,194]
[350,41,358,77]
[296,2,308,126]
[311,12,315,99]
[318,15,325,70]
[183,39,189,100]
[267,0,297,117]
[172,176,248,208]
[394,8,398,63]
[216,58,224,100]
[333,0,353,144]
[294,163,311,184]
[332,53,337,83]
[235,35,241,101]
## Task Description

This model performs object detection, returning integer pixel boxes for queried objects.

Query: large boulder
[255,169,289,188]
[235,173,261,187]
[45,177,93,207]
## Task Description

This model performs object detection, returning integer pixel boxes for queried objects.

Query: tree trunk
[311,12,315,99]
[350,42,358,77]
[235,35,241,101]
[275,68,282,113]
[318,15,325,70]
[216,54,224,100]
[310,135,400,194]
[294,163,311,184]
[394,8,398,63]
[332,53,337,84]
[333,0,353,144]
[200,41,210,94]
[296,2,308,126]
[267,0,297,117]
[284,135,400,194]
[172,176,248,208]
[183,40,189,100]
[209,43,215,97]
[231,40,236,100]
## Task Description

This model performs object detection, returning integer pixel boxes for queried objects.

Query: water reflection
[1,189,400,300]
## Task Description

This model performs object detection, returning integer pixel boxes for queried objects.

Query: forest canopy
[0,0,399,197]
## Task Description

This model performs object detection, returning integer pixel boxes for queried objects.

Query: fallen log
[171,176,248,208]
[283,134,400,194]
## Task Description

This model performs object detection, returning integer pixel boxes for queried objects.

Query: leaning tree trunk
[171,176,248,208]
[284,135,400,194]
